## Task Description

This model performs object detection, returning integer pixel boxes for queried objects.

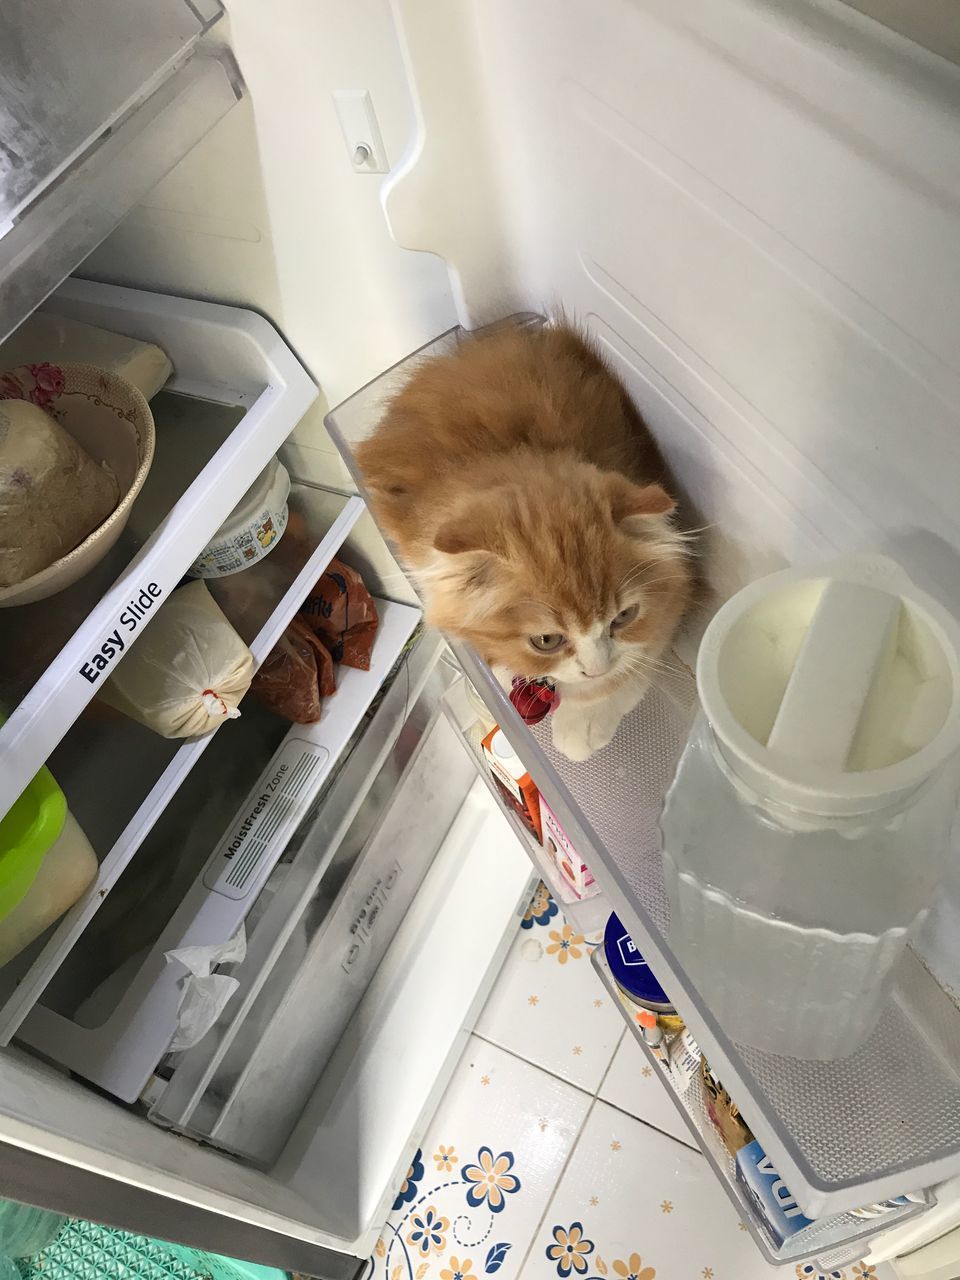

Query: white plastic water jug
[661,554,960,1060]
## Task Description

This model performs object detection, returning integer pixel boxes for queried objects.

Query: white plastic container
[187,457,290,578]
[661,555,960,1060]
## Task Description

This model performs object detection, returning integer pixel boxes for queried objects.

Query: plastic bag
[98,580,253,738]
[0,398,118,586]
[249,617,334,724]
[298,557,379,670]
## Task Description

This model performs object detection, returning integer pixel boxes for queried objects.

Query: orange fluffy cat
[357,322,692,760]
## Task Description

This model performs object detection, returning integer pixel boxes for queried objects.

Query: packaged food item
[465,678,498,733]
[603,912,684,1032]
[250,617,336,723]
[735,1139,814,1247]
[298,557,379,670]
[509,675,558,725]
[188,458,291,578]
[850,1192,926,1219]
[636,1008,669,1067]
[540,795,598,899]
[0,397,118,587]
[0,313,172,400]
[0,810,98,967]
[700,1057,754,1155]
[482,726,543,842]
[98,580,254,738]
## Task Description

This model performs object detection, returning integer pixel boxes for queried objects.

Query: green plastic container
[0,1198,65,1257]
[0,764,66,924]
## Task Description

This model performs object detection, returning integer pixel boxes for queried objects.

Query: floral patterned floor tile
[372,1035,592,1280]
[597,1033,697,1150]
[518,1100,892,1280]
[474,886,625,1092]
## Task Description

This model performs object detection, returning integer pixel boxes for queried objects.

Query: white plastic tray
[0,279,318,822]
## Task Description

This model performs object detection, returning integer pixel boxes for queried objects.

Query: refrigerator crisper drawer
[0,767,531,1263]
[151,638,468,1161]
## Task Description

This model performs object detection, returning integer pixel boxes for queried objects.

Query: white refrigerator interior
[2,0,960,1277]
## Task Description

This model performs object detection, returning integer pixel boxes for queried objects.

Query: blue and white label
[603,912,672,1007]
[616,931,649,968]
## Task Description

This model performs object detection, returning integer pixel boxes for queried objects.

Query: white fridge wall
[384,0,960,998]
[81,0,458,486]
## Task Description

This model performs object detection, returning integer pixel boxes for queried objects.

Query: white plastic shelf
[18,594,421,1100]
[323,321,960,1221]
[0,482,364,1044]
[591,948,931,1269]
[0,279,318,823]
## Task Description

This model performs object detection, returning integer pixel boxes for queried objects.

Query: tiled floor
[371,886,895,1280]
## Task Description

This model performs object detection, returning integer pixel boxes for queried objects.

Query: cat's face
[423,466,691,696]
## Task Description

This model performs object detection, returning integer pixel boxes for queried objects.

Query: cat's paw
[551,699,623,762]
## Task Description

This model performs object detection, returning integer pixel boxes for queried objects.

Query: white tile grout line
[595,1027,627,1098]
[469,1025,709,1278]
[469,1027,623,1101]
[516,1094,601,1278]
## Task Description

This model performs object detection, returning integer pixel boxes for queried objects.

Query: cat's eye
[612,603,640,630]
[529,633,565,653]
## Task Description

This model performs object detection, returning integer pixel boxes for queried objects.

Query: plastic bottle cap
[696,554,960,815]
[636,1009,658,1029]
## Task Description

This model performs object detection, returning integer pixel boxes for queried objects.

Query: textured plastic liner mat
[323,318,960,1217]
[17,1219,208,1279]
[592,949,931,1268]
[450,642,960,1216]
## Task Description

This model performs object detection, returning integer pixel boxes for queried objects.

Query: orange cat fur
[357,322,692,760]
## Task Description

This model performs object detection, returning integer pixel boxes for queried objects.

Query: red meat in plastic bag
[249,618,335,723]
[298,557,379,671]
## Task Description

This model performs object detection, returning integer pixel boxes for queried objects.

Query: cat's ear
[604,473,675,528]
[433,505,504,557]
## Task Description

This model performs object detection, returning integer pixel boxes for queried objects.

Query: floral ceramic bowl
[0,362,155,606]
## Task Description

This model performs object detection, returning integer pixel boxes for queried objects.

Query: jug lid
[697,554,960,815]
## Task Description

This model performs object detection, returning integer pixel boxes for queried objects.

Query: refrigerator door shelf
[324,323,960,1220]
[591,947,934,1269]
[0,280,319,825]
[17,596,421,1101]
[441,674,609,940]
[0,483,365,1044]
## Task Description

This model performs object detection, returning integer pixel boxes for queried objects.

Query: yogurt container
[188,458,290,578]
[603,912,681,1027]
